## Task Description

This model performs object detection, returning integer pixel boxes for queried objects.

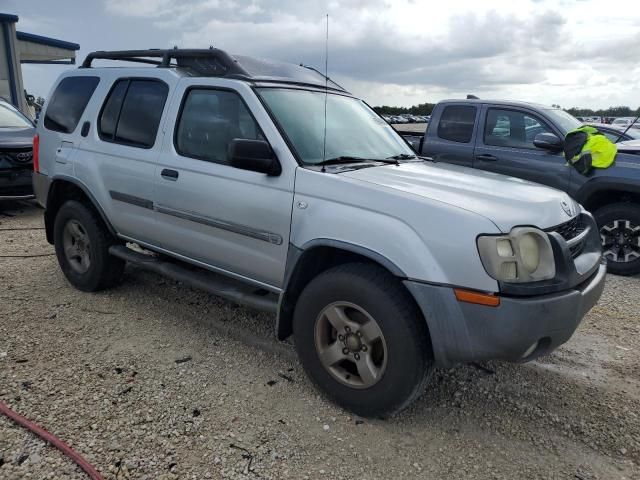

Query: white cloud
[98,0,640,108]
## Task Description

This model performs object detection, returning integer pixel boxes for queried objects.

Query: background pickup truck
[400,99,640,276]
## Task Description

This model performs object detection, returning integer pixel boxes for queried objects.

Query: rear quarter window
[437,105,477,143]
[44,76,100,133]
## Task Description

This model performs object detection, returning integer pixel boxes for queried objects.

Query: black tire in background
[293,263,433,418]
[53,200,125,291]
[594,202,640,276]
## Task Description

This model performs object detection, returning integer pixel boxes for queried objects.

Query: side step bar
[109,245,278,313]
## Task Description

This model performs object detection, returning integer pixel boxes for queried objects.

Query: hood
[341,161,578,232]
[0,126,36,149]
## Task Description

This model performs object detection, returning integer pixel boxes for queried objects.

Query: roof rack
[80,48,250,77]
[80,48,349,93]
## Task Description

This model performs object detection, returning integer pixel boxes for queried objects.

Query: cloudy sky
[5,0,640,109]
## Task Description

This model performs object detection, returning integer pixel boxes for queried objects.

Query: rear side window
[98,79,168,148]
[437,105,476,143]
[99,80,128,139]
[44,76,99,133]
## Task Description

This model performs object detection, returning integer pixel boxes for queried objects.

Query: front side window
[543,108,581,135]
[484,109,554,149]
[256,88,413,164]
[98,79,168,148]
[44,76,99,133]
[0,102,32,128]
[175,89,264,164]
[437,105,477,143]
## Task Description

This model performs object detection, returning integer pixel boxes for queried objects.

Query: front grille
[0,148,33,165]
[547,217,587,258]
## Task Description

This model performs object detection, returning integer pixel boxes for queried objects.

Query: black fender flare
[576,177,640,206]
[276,239,409,340]
[45,175,117,243]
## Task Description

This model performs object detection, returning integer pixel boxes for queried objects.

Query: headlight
[477,227,556,283]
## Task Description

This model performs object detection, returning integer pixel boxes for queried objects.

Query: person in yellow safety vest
[564,125,617,175]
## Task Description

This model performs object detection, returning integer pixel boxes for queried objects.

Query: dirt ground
[1,200,639,480]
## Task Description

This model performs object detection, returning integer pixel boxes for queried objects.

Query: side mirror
[228,139,281,176]
[533,132,563,151]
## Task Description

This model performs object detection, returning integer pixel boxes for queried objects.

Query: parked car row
[382,114,430,124]
[576,116,640,127]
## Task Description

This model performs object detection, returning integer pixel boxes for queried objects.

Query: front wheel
[293,263,433,418]
[594,202,640,276]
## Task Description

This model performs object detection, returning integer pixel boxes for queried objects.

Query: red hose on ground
[0,400,103,480]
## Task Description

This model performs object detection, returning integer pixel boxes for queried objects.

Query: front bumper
[0,168,33,198]
[405,261,606,367]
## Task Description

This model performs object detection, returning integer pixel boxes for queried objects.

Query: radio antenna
[322,14,329,166]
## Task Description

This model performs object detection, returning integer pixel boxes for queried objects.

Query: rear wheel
[594,202,640,276]
[293,263,433,417]
[54,200,124,291]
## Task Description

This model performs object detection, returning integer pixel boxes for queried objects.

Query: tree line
[373,103,640,118]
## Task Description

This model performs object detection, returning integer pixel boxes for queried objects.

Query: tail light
[33,134,40,173]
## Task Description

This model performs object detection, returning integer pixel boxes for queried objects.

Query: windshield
[544,108,581,135]
[257,88,414,164]
[0,102,32,128]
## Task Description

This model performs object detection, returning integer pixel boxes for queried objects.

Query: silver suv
[33,49,606,417]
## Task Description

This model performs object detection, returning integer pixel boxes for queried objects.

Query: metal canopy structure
[0,12,80,117]
[17,31,80,65]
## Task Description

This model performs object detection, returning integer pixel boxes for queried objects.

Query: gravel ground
[1,200,639,480]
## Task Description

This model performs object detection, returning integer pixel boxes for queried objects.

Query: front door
[473,106,570,192]
[154,80,295,290]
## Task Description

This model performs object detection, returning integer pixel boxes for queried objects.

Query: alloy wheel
[314,301,387,389]
[600,219,640,263]
[63,219,91,274]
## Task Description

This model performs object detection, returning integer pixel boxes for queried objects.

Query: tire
[594,202,640,276]
[53,200,125,291]
[293,263,433,418]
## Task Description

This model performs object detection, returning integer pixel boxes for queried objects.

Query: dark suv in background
[0,99,35,199]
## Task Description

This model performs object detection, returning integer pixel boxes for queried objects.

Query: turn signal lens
[454,289,500,307]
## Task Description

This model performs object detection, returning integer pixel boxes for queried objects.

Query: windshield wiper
[315,156,371,166]
[386,153,416,160]
[316,156,399,168]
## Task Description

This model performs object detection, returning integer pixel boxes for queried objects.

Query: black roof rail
[80,48,250,77]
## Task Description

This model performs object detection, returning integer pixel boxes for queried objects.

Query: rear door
[473,105,570,191]
[153,79,295,290]
[421,103,478,166]
[74,74,172,245]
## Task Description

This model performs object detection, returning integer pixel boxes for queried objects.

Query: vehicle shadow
[0,199,39,217]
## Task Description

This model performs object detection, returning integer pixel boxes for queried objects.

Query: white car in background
[612,117,640,128]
